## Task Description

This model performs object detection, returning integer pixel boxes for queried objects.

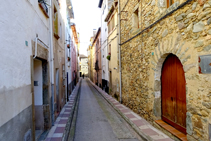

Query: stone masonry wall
[120,0,211,140]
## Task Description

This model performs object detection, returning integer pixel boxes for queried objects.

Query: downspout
[49,0,55,126]
[118,0,122,103]
[64,34,67,103]
[32,35,38,141]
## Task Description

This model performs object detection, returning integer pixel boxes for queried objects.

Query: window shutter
[54,12,58,34]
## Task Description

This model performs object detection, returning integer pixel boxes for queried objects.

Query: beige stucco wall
[108,9,120,98]
[120,0,211,140]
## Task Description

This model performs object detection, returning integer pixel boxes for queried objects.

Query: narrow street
[74,79,142,141]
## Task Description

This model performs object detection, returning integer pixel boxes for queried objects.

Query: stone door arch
[161,54,186,134]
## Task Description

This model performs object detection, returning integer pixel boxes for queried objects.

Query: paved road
[74,79,142,141]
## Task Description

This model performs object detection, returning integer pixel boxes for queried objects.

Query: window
[54,7,59,39]
[38,0,49,18]
[167,0,174,8]
[59,23,62,40]
[109,44,111,54]
[133,8,139,29]
[108,16,115,34]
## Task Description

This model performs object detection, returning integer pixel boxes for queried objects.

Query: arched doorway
[161,54,187,134]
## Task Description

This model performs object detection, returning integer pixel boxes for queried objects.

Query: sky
[71,0,101,56]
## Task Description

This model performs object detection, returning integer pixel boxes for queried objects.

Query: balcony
[38,0,49,18]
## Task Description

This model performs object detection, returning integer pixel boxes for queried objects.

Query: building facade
[70,23,79,91]
[93,28,102,87]
[65,0,74,103]
[52,0,66,121]
[98,0,114,93]
[0,0,77,140]
[105,1,120,98]
[87,45,91,79]
[119,0,211,140]
[0,0,53,140]
[89,36,95,82]
[79,54,88,77]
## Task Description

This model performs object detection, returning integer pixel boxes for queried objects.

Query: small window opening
[133,9,139,29]
[167,0,174,8]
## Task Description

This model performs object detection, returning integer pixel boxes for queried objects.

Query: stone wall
[120,0,211,140]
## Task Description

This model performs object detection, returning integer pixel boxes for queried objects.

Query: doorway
[33,59,50,138]
[161,54,186,134]
[56,69,60,113]
[109,71,112,94]
[34,59,44,132]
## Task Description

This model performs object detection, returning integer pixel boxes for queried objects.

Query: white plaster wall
[34,60,43,106]
[65,25,72,84]
[100,0,109,81]
[0,0,50,126]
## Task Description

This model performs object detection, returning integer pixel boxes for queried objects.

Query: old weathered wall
[53,0,66,114]
[120,0,211,140]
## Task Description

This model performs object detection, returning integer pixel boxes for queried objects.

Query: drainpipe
[49,0,55,126]
[118,0,122,103]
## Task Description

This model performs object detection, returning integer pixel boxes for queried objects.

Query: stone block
[195,40,204,48]
[187,13,196,18]
[162,29,168,37]
[178,22,185,30]
[192,2,198,10]
[198,0,205,6]
[187,112,193,135]
[154,80,161,91]
[193,21,204,33]
[203,44,211,51]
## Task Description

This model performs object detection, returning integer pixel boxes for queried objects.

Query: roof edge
[92,27,101,45]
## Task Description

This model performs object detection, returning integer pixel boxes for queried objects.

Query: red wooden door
[161,54,186,134]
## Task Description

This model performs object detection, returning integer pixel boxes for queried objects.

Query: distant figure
[73,71,76,86]
[83,74,84,79]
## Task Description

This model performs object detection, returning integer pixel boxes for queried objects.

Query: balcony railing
[38,0,49,18]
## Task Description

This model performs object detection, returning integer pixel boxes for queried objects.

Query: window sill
[54,33,60,40]
[155,120,187,141]
[38,3,49,18]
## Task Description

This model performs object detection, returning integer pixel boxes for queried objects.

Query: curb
[63,79,82,141]
[67,80,82,141]
[45,78,82,141]
[88,79,172,141]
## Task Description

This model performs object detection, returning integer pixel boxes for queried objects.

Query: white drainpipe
[49,0,55,125]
